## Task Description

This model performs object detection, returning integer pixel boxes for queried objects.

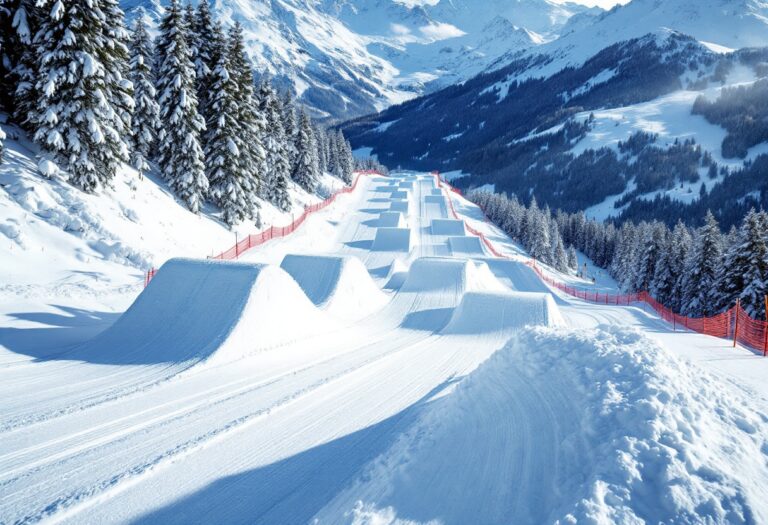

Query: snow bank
[372,228,412,252]
[315,325,768,524]
[75,258,330,366]
[280,254,389,320]
[442,291,563,334]
[400,257,504,294]
[429,219,465,236]
[447,235,484,255]
[378,211,406,228]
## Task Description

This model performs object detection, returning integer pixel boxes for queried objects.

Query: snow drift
[72,258,329,366]
[280,254,389,320]
[314,325,768,524]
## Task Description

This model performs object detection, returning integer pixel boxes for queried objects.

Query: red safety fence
[434,173,768,356]
[144,171,378,286]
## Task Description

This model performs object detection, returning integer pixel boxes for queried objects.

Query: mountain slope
[121,0,599,120]
[341,0,768,225]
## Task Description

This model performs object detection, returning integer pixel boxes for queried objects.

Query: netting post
[764,295,768,356]
[733,299,740,348]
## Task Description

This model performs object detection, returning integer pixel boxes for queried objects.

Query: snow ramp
[280,254,388,320]
[378,211,406,228]
[430,219,465,236]
[448,235,485,255]
[442,291,563,335]
[372,227,412,252]
[389,200,409,214]
[400,257,505,295]
[73,258,329,366]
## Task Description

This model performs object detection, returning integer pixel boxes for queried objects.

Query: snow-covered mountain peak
[121,0,600,120]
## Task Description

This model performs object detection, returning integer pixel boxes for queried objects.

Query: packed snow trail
[1,172,767,524]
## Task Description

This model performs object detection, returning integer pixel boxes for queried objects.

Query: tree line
[471,190,768,320]
[0,0,358,226]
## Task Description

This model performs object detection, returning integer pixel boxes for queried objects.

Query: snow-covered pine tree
[681,211,723,316]
[669,221,693,312]
[728,209,768,318]
[192,0,217,119]
[33,0,133,191]
[632,221,666,292]
[129,17,160,178]
[339,132,355,184]
[282,91,298,171]
[291,110,320,192]
[524,198,550,263]
[257,79,291,211]
[155,0,207,212]
[315,125,327,173]
[228,22,265,213]
[650,225,676,305]
[0,0,36,118]
[567,245,579,271]
[326,129,338,176]
[203,23,252,226]
[716,225,743,313]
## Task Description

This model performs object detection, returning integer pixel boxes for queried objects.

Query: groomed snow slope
[1,171,768,524]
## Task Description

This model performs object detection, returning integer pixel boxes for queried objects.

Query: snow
[372,227,412,252]
[429,218,465,235]
[2,169,768,523]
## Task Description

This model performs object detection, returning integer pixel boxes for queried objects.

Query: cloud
[419,22,465,40]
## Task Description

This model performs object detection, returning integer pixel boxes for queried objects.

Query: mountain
[340,0,768,228]
[120,0,600,120]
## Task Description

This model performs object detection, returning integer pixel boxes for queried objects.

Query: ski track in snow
[1,172,768,524]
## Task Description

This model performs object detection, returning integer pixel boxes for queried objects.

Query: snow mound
[389,200,409,214]
[390,190,409,200]
[442,291,563,335]
[429,188,443,196]
[397,181,414,189]
[424,195,445,204]
[430,219,465,236]
[448,235,485,255]
[371,227,412,252]
[378,211,406,228]
[384,258,410,290]
[315,325,768,524]
[280,254,389,320]
[400,257,504,294]
[73,258,329,366]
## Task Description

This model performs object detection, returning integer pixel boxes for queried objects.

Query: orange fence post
[733,299,740,348]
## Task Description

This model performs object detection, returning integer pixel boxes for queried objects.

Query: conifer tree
[203,23,252,226]
[723,210,768,317]
[33,0,133,191]
[567,245,579,271]
[192,0,217,117]
[129,17,160,178]
[228,22,265,210]
[291,110,319,192]
[155,0,207,212]
[0,0,38,121]
[669,221,693,312]
[282,91,298,170]
[681,211,723,316]
[258,80,291,211]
